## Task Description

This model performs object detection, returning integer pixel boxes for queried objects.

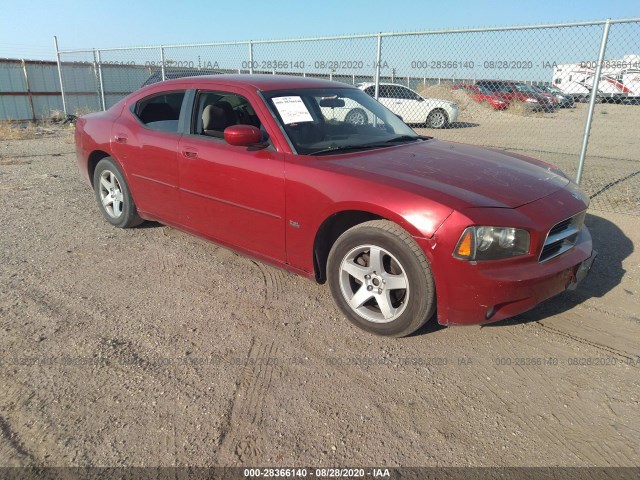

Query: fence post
[94,49,106,111]
[576,19,611,185]
[374,33,382,99]
[53,36,68,116]
[160,46,166,81]
[249,41,254,75]
[21,59,36,122]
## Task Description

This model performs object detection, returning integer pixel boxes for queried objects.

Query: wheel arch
[427,107,449,126]
[87,151,141,211]
[87,150,113,187]
[312,205,434,284]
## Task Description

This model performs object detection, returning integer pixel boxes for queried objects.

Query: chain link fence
[54,19,640,215]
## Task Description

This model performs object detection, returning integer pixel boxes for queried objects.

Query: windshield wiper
[308,144,385,156]
[308,136,422,156]
[383,135,422,144]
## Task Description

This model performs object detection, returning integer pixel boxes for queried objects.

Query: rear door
[393,86,425,123]
[111,89,188,223]
[375,85,399,114]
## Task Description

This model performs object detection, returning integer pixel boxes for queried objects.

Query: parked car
[476,80,557,111]
[75,75,595,337]
[451,83,509,110]
[353,82,458,128]
[534,85,575,108]
[142,68,221,87]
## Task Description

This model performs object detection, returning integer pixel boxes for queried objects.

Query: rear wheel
[93,157,143,228]
[425,108,449,129]
[327,220,436,337]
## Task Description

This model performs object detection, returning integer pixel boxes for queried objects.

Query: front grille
[539,211,586,263]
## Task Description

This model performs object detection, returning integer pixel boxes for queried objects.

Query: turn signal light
[455,229,473,258]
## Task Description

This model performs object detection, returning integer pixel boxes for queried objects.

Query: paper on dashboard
[272,96,314,124]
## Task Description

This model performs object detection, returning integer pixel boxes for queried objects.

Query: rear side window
[378,85,394,98]
[134,91,185,133]
[396,87,421,100]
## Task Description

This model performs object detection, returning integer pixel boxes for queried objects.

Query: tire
[327,220,436,337]
[344,108,368,125]
[93,157,143,228]
[425,109,449,129]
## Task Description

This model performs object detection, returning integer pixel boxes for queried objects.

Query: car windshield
[263,87,421,155]
[514,84,537,94]
[476,85,493,95]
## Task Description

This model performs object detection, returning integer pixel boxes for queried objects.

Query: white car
[350,82,458,129]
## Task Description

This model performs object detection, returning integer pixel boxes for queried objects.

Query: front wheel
[93,157,143,228]
[425,109,449,129]
[327,220,436,337]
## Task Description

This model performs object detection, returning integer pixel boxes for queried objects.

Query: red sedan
[452,83,509,110]
[75,75,595,337]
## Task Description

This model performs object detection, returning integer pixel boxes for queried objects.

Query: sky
[0,0,638,59]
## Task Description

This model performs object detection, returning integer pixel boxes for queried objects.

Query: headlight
[454,226,530,261]
[525,98,538,103]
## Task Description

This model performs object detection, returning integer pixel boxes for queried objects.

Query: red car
[75,75,595,337]
[476,80,557,111]
[452,83,509,110]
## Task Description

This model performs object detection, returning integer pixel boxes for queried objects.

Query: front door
[177,88,286,262]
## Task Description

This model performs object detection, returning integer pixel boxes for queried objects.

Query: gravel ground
[0,124,638,468]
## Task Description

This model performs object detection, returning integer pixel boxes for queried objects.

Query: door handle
[114,133,128,144]
[182,148,198,159]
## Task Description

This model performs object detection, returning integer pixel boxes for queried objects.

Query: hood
[423,98,456,108]
[327,139,569,209]
[531,92,554,103]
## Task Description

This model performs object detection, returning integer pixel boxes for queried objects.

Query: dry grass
[416,83,498,121]
[506,101,546,118]
[73,107,96,117]
[416,83,552,121]
[0,121,40,140]
[0,109,78,141]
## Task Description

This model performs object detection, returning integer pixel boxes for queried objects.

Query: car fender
[314,199,452,253]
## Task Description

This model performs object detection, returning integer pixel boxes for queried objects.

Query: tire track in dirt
[251,261,288,310]
[6,280,171,351]
[535,319,637,361]
[485,331,593,463]
[219,337,279,464]
[2,280,234,464]
[478,328,638,465]
[0,372,88,466]
[0,414,36,466]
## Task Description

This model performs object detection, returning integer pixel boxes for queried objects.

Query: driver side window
[193,90,263,139]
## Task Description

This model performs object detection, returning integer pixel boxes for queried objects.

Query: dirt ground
[0,120,638,468]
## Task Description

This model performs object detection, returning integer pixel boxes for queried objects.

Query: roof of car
[153,74,355,91]
[355,82,411,88]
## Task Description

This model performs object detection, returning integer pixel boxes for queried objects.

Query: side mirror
[224,125,263,146]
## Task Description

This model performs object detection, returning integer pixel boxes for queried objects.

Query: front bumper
[449,106,459,123]
[416,190,594,326]
[558,98,575,108]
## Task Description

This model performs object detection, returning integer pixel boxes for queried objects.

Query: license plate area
[568,250,597,290]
